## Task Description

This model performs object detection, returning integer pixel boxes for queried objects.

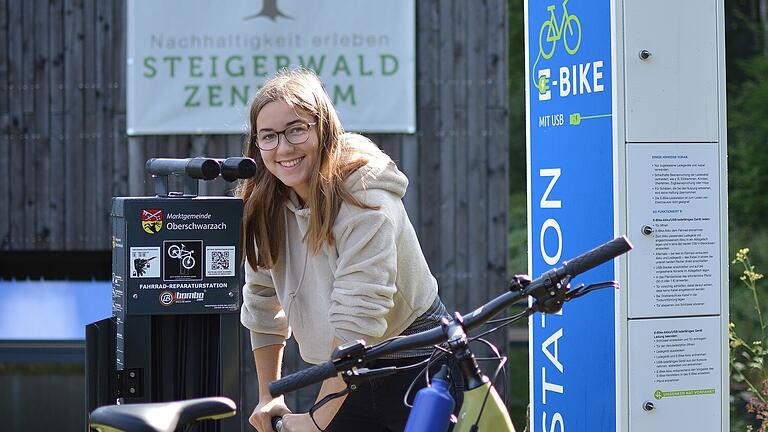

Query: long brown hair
[237,69,377,269]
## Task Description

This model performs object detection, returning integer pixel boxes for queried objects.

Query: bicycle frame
[455,382,515,432]
[545,0,573,43]
[410,308,518,432]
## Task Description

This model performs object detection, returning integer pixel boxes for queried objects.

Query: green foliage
[728,55,768,229]
[508,0,526,193]
[506,345,530,431]
[725,0,764,81]
[506,190,529,429]
[711,2,768,427]
[508,191,528,275]
[724,3,768,425]
[730,248,768,431]
[730,231,768,344]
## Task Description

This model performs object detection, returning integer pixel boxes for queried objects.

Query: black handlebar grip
[146,157,221,180]
[271,416,283,432]
[560,236,633,278]
[218,157,257,181]
[146,158,186,176]
[268,361,338,397]
[185,157,221,180]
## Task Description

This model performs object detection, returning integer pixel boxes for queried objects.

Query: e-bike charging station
[526,0,728,431]
[89,157,255,431]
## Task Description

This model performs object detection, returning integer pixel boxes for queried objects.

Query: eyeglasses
[254,122,317,151]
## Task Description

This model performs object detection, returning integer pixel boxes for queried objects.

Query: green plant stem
[744,259,766,336]
[731,360,768,403]
[751,283,766,335]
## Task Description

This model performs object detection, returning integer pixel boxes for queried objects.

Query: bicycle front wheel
[538,21,557,60]
[182,256,195,269]
[563,15,582,55]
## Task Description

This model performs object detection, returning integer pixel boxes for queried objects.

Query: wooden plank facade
[0,0,509,416]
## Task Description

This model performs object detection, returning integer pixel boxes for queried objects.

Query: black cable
[485,302,528,324]
[369,334,405,350]
[469,339,509,431]
[302,339,439,424]
[472,337,508,403]
[470,307,534,342]
[402,349,446,408]
[396,351,443,372]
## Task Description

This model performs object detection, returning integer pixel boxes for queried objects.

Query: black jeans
[324,356,463,432]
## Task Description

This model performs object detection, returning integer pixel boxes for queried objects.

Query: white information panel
[626,143,721,317]
[628,316,721,432]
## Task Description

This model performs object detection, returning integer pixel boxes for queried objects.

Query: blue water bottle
[404,364,456,432]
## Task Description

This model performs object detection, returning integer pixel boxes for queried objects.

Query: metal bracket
[152,174,199,198]
[116,368,144,398]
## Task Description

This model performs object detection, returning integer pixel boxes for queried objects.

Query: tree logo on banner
[243,0,293,21]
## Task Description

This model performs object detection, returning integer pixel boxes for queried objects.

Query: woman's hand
[280,413,322,432]
[250,396,291,432]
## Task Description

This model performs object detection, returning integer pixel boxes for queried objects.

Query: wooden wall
[0,0,509,416]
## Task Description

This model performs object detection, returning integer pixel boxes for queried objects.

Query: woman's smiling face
[256,99,319,202]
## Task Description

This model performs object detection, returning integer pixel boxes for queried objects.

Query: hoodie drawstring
[285,244,310,328]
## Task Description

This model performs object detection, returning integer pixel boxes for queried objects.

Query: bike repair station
[80,0,730,430]
[87,157,256,431]
[527,0,728,431]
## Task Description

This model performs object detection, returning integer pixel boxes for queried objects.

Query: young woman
[237,69,450,432]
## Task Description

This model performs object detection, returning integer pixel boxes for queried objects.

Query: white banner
[127,0,415,135]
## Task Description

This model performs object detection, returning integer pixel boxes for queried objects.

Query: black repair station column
[110,157,254,432]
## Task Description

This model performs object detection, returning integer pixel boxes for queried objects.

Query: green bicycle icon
[539,0,582,59]
[533,0,583,94]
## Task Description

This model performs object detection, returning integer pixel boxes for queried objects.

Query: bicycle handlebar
[268,236,633,397]
[267,360,339,399]
[558,236,633,281]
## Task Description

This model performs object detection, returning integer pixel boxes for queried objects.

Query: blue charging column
[526,0,728,431]
[527,1,616,431]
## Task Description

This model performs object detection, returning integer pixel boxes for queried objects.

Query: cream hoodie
[240,137,439,364]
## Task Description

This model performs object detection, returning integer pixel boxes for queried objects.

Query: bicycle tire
[539,21,557,60]
[182,256,195,269]
[563,15,582,55]
[168,245,182,258]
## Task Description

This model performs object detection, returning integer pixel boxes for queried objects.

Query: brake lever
[308,366,398,418]
[563,281,619,301]
[530,275,571,313]
[341,366,398,386]
[531,278,618,313]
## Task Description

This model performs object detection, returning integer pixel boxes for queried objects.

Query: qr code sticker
[211,251,229,270]
[206,246,235,277]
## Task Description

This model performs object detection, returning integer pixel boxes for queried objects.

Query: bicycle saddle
[89,396,236,432]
